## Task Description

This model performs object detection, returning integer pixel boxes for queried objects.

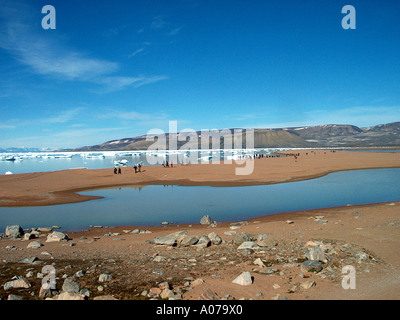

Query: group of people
[162,160,173,168]
[113,163,142,174]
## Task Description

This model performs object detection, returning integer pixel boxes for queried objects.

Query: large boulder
[154,230,187,246]
[194,236,211,248]
[180,235,199,247]
[200,215,214,225]
[55,292,85,300]
[62,277,80,293]
[46,231,68,243]
[237,241,259,250]
[301,260,323,273]
[233,232,254,246]
[305,246,327,263]
[232,272,253,286]
[208,232,222,245]
[4,278,31,290]
[5,225,23,238]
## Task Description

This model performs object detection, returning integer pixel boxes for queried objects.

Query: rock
[39,286,54,299]
[152,270,164,276]
[232,272,253,286]
[230,221,248,227]
[273,284,281,289]
[148,287,162,298]
[26,271,35,278]
[75,270,85,278]
[305,246,327,263]
[46,231,68,243]
[224,231,237,236]
[262,267,278,275]
[257,234,268,241]
[300,280,316,290]
[161,221,169,226]
[5,225,23,238]
[154,230,187,246]
[153,255,167,262]
[200,215,214,225]
[286,220,294,224]
[253,258,265,267]
[158,282,170,290]
[93,295,118,300]
[301,260,323,273]
[23,233,36,241]
[233,232,254,246]
[192,279,205,286]
[160,289,174,299]
[257,238,278,247]
[62,277,80,293]
[56,292,85,300]
[355,252,369,261]
[98,273,113,283]
[199,289,219,300]
[27,241,42,249]
[180,235,199,247]
[208,232,222,245]
[195,235,211,248]
[8,294,23,300]
[4,278,31,290]
[237,241,259,250]
[19,256,38,264]
[38,227,52,233]
[153,236,177,246]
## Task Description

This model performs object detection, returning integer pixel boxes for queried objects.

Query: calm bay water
[0,168,399,232]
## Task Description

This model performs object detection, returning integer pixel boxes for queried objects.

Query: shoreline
[0,149,399,208]
[1,200,400,300]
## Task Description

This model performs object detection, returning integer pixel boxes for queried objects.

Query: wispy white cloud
[95,75,168,93]
[129,48,145,58]
[151,15,168,29]
[0,124,15,129]
[0,4,167,92]
[168,27,182,36]
[42,107,85,124]
[98,108,169,122]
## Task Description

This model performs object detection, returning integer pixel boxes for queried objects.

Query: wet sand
[0,150,399,207]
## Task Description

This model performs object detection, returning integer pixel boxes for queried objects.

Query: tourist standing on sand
[114,167,117,174]
[138,163,142,172]
[134,164,137,173]
[118,167,121,174]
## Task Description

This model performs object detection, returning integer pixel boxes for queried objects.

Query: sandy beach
[0,150,399,207]
[0,149,399,301]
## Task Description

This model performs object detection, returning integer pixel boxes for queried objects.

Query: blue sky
[0,0,399,149]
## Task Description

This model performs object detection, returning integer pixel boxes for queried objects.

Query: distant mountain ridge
[0,147,45,153]
[70,121,400,151]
